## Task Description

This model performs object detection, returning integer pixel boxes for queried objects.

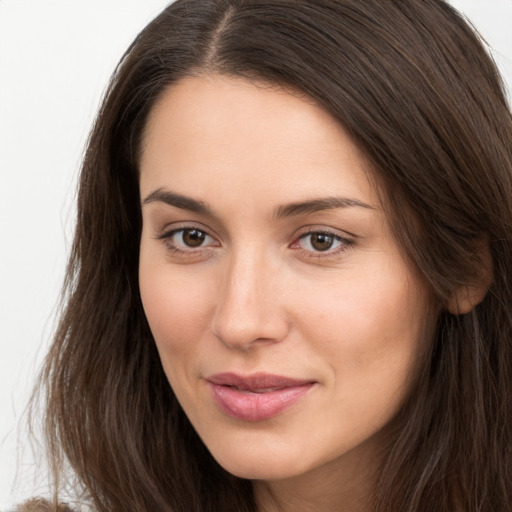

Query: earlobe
[446,283,491,315]
[446,241,493,315]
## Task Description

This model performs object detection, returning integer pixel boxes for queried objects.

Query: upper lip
[206,372,315,391]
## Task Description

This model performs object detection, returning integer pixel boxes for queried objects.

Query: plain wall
[1,0,511,509]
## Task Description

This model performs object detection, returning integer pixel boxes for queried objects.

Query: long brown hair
[26,0,512,510]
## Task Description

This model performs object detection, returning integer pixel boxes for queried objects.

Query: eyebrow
[142,188,375,218]
[143,188,212,215]
[274,197,375,218]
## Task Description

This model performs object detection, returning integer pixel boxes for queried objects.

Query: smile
[206,373,316,422]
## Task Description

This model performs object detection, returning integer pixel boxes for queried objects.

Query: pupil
[311,233,333,251]
[183,229,205,247]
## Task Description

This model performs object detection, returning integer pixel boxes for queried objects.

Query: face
[138,74,434,485]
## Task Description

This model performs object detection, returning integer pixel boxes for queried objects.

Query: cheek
[298,266,429,394]
[138,256,215,367]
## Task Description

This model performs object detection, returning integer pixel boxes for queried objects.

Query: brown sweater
[15,498,74,512]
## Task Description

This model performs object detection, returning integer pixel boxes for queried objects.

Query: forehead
[139,74,379,210]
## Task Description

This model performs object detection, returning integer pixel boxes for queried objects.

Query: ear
[446,240,493,315]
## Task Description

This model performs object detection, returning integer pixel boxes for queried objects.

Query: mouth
[222,386,288,393]
[206,372,316,422]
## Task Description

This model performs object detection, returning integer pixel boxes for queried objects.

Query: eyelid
[293,223,358,238]
[291,224,356,243]
[155,221,220,242]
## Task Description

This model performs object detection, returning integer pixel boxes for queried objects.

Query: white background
[1,1,511,509]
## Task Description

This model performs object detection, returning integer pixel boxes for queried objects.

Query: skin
[138,74,435,512]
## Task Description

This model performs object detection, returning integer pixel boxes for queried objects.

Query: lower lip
[208,382,315,422]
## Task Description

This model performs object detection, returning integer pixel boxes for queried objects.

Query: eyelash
[157,227,353,260]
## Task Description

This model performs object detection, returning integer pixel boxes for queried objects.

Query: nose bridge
[212,244,288,349]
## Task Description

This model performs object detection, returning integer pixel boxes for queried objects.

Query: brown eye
[295,231,349,255]
[159,227,219,256]
[309,233,334,251]
[181,229,206,247]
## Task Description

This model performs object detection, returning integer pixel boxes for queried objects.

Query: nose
[212,249,290,350]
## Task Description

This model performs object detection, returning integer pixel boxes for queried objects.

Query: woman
[20,0,512,510]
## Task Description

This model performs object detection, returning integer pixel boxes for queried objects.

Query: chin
[220,461,301,481]
[208,444,313,481]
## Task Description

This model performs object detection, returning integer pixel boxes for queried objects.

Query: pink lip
[206,372,316,422]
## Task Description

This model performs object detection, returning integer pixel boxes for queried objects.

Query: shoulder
[14,498,75,512]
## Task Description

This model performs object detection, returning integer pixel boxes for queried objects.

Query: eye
[300,232,340,252]
[291,230,352,257]
[173,228,210,248]
[159,227,219,252]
